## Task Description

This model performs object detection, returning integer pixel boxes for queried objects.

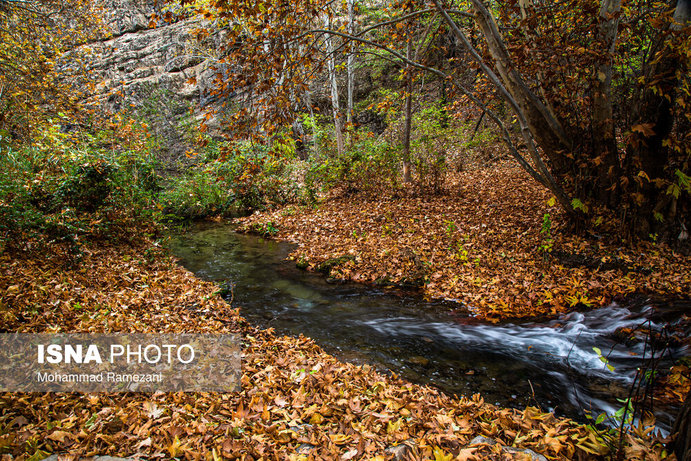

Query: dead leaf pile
[237,164,690,322]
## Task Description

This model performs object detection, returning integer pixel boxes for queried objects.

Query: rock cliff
[77,0,219,158]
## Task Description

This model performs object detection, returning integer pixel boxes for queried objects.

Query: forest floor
[0,234,670,460]
[237,163,691,323]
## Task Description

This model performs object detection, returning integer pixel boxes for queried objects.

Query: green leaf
[571,198,589,213]
[592,347,602,356]
[614,406,626,419]
[667,183,681,199]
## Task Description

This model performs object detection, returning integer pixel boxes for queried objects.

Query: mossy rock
[315,254,356,274]
[295,257,310,270]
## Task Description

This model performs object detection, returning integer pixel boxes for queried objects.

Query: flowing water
[168,222,686,431]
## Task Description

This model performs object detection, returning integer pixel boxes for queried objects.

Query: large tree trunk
[592,0,622,206]
[673,389,691,461]
[468,0,571,172]
[432,0,574,214]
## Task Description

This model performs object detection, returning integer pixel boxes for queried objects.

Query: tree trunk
[468,0,571,172]
[304,88,319,159]
[592,0,622,205]
[627,0,689,233]
[673,389,691,461]
[326,20,345,156]
[432,0,574,213]
[346,0,355,126]
[402,31,413,183]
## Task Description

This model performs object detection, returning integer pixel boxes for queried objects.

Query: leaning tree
[167,0,689,238]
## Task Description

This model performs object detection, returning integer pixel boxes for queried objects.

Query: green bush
[159,141,310,221]
[0,122,161,251]
[410,104,451,192]
[305,134,400,194]
[158,166,235,221]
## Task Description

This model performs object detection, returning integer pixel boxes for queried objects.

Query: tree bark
[468,0,571,171]
[432,0,574,213]
[627,0,689,233]
[402,29,413,183]
[326,17,345,156]
[592,0,622,205]
[346,0,355,126]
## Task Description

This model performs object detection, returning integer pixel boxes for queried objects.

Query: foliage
[117,83,197,163]
[305,133,400,194]
[160,141,310,220]
[409,104,452,192]
[539,211,554,256]
[166,0,690,238]
[0,120,160,252]
[0,0,107,140]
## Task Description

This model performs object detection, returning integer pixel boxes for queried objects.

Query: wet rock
[288,423,312,432]
[502,446,548,460]
[296,443,315,454]
[469,436,498,446]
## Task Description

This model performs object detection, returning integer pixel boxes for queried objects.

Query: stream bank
[0,233,674,459]
[168,222,687,433]
[235,165,691,322]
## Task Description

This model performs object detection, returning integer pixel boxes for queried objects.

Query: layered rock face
[77,0,220,157]
[75,0,383,158]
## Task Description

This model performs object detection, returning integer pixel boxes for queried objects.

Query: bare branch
[310,28,548,187]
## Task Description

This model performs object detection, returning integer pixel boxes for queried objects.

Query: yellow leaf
[433,447,453,461]
[168,435,184,458]
[330,434,350,445]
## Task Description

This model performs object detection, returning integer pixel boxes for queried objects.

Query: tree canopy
[0,0,107,141]
[166,0,690,238]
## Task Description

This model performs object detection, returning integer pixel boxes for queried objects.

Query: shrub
[159,140,310,221]
[305,134,400,194]
[0,121,161,252]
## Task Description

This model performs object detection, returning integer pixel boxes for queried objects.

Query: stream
[168,222,686,432]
